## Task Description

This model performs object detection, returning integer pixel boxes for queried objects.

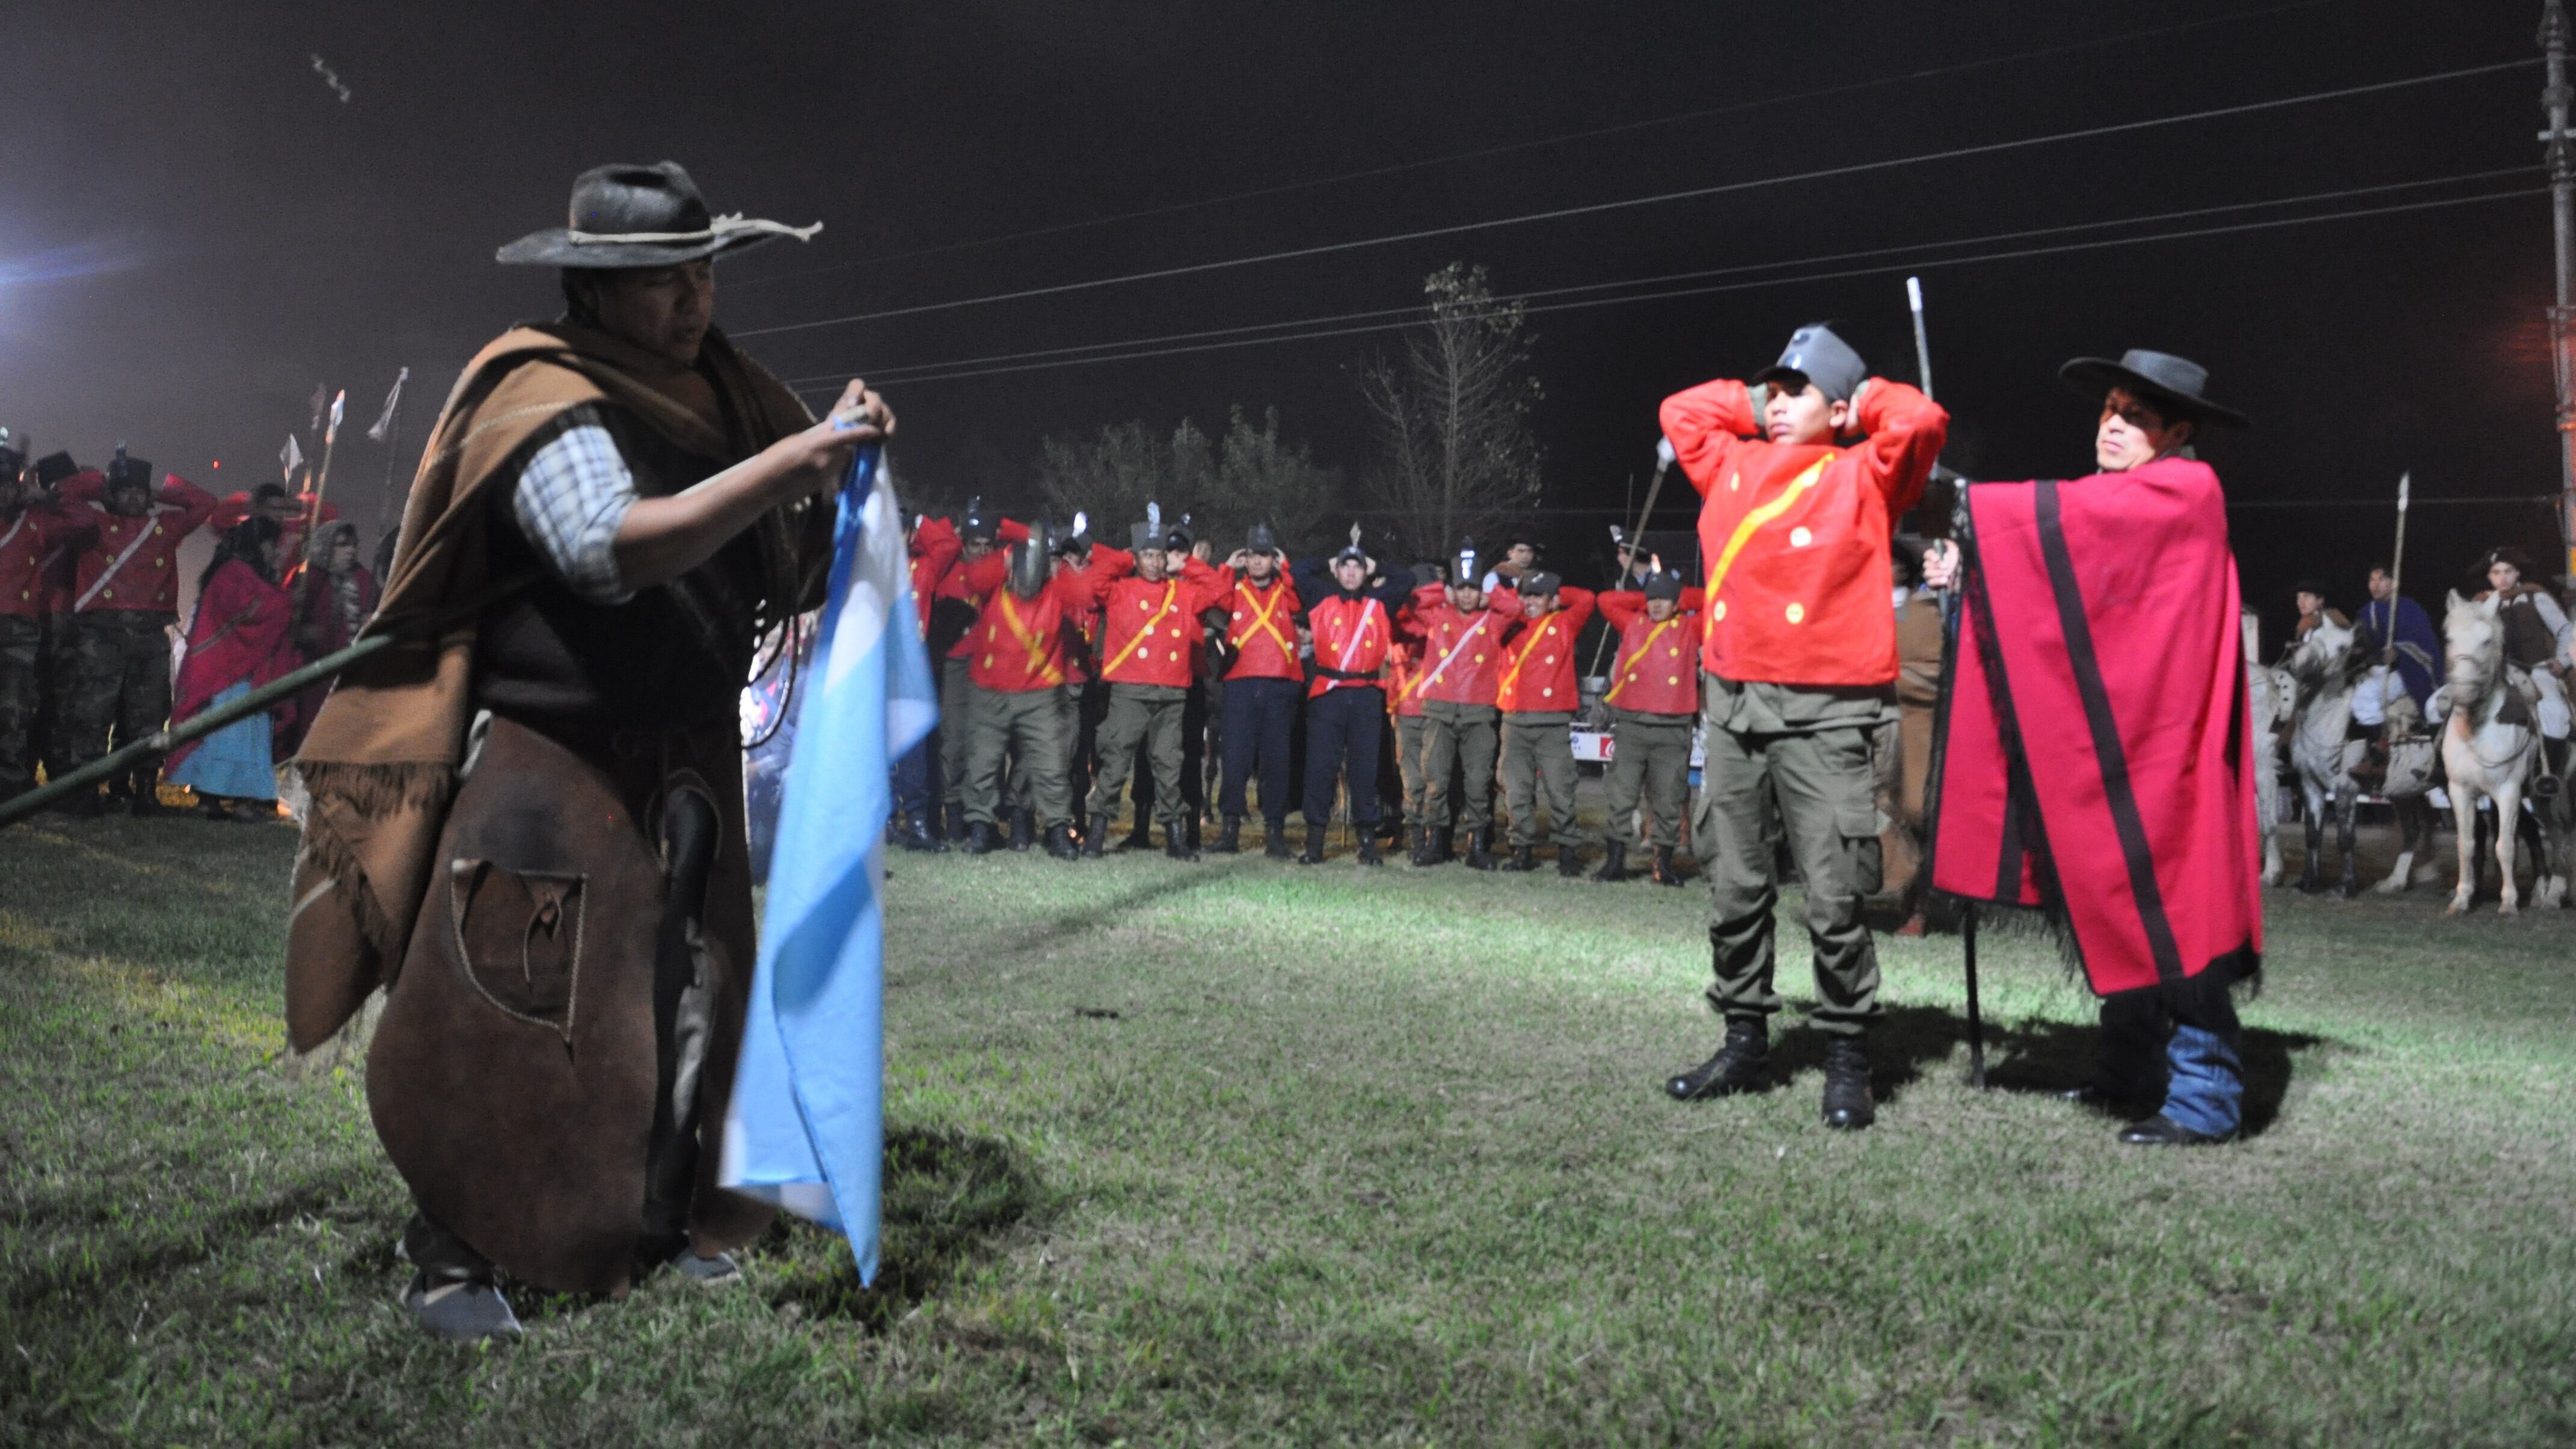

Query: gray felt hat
[497,162,820,268]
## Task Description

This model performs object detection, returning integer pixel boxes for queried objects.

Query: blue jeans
[2099,969,2245,1137]
[893,731,937,818]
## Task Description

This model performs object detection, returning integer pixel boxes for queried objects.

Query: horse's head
[2444,589,2502,701]
[2287,616,2360,694]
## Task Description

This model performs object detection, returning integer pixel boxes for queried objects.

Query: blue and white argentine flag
[720,445,936,1283]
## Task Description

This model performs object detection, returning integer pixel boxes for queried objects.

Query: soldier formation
[0,432,364,817]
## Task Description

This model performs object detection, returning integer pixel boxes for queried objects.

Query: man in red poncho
[1925,349,2262,1147]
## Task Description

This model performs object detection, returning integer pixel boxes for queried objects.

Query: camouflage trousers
[60,609,174,799]
[0,616,39,796]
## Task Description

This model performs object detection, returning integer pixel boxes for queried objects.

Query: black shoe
[1356,832,1384,866]
[1263,820,1294,860]
[1557,844,1583,877]
[2056,1084,2158,1121]
[1082,812,1108,859]
[1406,824,1432,866]
[2117,1114,2230,1147]
[1821,1035,1875,1130]
[1124,818,1152,850]
[1650,846,1684,887]
[961,821,999,855]
[1464,829,1497,871]
[1165,828,1198,862]
[1299,823,1327,865]
[1044,824,1081,860]
[1665,1019,1770,1100]
[1009,809,1035,852]
[1212,816,1242,854]
[1433,826,1455,864]
[898,815,944,853]
[1592,841,1628,882]
[1503,845,1539,872]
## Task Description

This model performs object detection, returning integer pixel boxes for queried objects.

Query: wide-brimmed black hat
[2478,546,2539,578]
[496,162,821,268]
[2059,349,2248,428]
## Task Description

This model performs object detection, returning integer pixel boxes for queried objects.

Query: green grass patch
[3,815,2572,1445]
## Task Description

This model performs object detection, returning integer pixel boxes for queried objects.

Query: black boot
[1081,813,1108,859]
[1356,831,1384,866]
[1009,809,1035,851]
[1124,814,1152,850]
[961,821,999,855]
[1165,826,1199,862]
[898,814,944,853]
[1406,824,1432,866]
[1212,815,1242,854]
[1434,826,1455,864]
[1464,829,1497,871]
[1821,1035,1875,1130]
[1188,815,1203,851]
[1264,819,1293,860]
[1593,841,1628,883]
[1666,1018,1770,1100]
[1557,844,1583,877]
[1044,824,1080,860]
[1299,822,1327,865]
[944,802,968,841]
[1503,845,1539,872]
[1650,846,1684,887]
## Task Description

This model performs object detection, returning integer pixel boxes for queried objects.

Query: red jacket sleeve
[1063,544,1133,609]
[1848,378,1948,518]
[1596,589,1646,629]
[959,547,1008,596]
[56,472,104,507]
[161,476,219,534]
[1679,586,1707,613]
[997,518,1033,546]
[1658,378,1758,498]
[1180,556,1230,613]
[212,492,255,533]
[1554,585,1596,634]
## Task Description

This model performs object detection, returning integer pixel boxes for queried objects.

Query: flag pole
[1909,275,1986,1089]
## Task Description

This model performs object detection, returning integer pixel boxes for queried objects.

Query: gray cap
[1756,323,1866,402]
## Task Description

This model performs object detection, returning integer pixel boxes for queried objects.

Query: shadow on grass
[1766,1005,2326,1138]
[761,1124,1046,1332]
[979,865,1240,966]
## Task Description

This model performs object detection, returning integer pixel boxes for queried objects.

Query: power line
[785,185,2540,393]
[798,168,2533,387]
[735,57,2536,340]
[726,0,2335,291]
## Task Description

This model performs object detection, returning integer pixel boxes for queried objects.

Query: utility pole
[2544,0,2576,581]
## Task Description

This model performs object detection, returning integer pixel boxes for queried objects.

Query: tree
[1352,263,1544,562]
[1035,408,1342,554]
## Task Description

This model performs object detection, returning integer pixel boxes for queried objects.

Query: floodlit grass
[2,812,2572,1445]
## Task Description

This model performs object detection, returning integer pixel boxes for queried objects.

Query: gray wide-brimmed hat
[495,162,821,268]
[2059,349,2248,428]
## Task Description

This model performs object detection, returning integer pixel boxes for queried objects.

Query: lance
[369,368,411,527]
[292,390,346,611]
[1,571,537,829]
[2384,472,2411,657]
[1909,274,1986,1089]
[1584,452,1675,683]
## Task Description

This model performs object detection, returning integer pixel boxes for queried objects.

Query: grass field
[4,809,2574,1447]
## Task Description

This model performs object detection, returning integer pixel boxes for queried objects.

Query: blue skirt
[166,681,276,800]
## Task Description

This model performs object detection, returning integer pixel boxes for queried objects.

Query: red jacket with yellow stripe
[1402,581,1518,708]
[1496,586,1596,715]
[1084,545,1230,688]
[935,517,1032,660]
[0,501,78,620]
[1597,588,1707,717]
[1218,569,1304,682]
[1659,377,1946,686]
[956,545,1113,693]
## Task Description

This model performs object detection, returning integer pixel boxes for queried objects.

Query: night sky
[4,0,2560,641]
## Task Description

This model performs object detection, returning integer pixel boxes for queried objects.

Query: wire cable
[796,167,2533,387]
[785,184,2540,393]
[726,0,2335,290]
[736,57,2536,340]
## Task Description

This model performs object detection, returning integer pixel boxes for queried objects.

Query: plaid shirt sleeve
[510,407,636,604]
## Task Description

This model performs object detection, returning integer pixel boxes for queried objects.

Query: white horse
[2284,616,2441,897]
[2249,647,2292,887]
[2435,592,2550,914]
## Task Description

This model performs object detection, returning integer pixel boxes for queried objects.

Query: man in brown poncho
[285,162,892,1341]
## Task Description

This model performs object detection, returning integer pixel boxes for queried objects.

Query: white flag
[280,434,304,483]
[325,390,346,444]
[366,367,409,443]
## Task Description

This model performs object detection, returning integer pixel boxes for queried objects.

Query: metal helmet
[1007,525,1051,598]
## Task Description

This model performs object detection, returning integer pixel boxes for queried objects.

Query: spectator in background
[167,516,295,820]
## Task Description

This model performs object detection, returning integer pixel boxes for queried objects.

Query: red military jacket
[1660,377,1946,686]
[1386,636,1426,718]
[1219,570,1304,682]
[1085,545,1230,688]
[956,545,1112,693]
[1403,581,1518,708]
[1305,593,1394,699]
[58,472,219,615]
[907,515,963,633]
[0,501,78,619]
[1598,588,1708,717]
[1496,586,1596,714]
[936,517,1032,660]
